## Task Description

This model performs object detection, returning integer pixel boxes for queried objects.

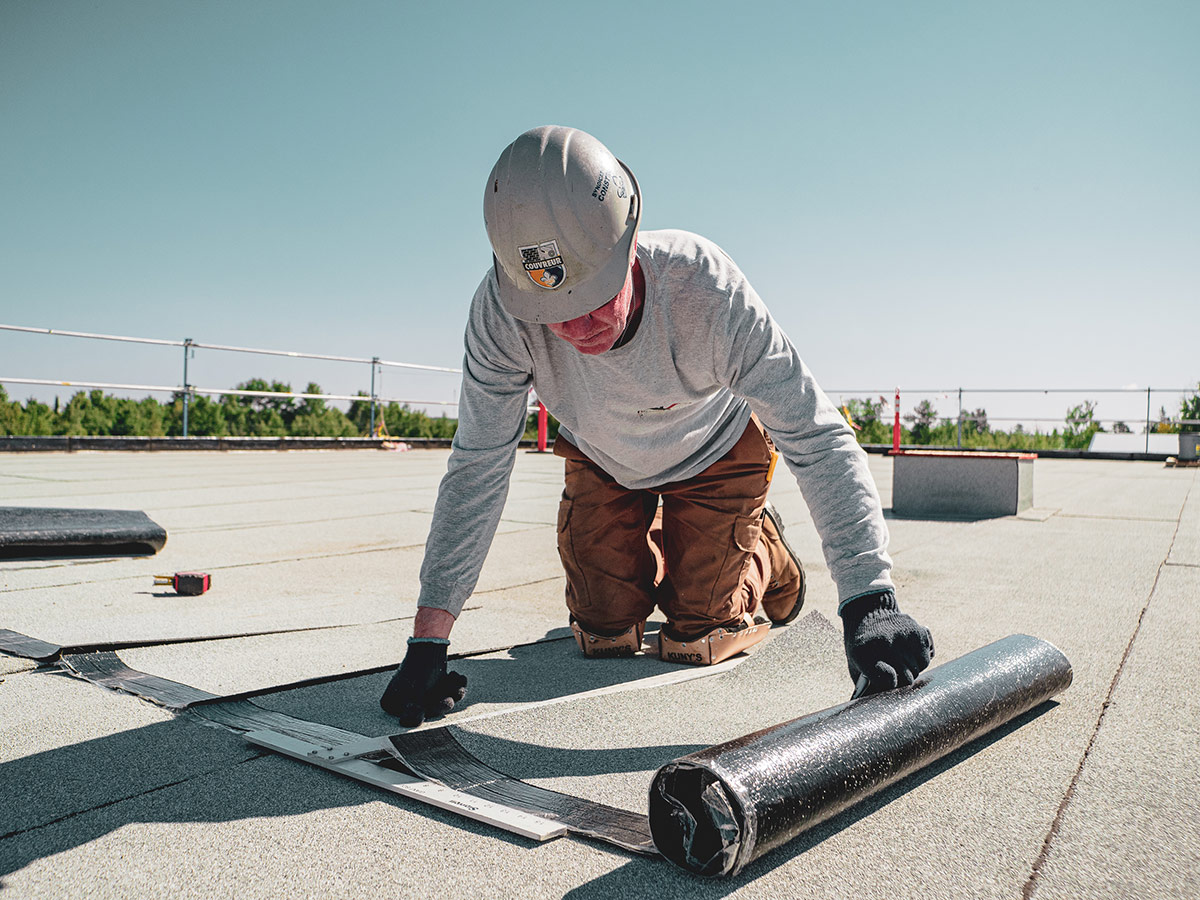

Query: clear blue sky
[2,1,1197,427]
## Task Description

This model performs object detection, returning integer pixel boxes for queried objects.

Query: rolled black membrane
[648,634,1073,877]
[0,507,167,558]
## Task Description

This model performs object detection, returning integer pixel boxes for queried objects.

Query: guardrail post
[1145,386,1151,453]
[182,338,193,438]
[369,357,379,437]
[957,387,963,448]
[892,387,901,454]
[537,402,549,452]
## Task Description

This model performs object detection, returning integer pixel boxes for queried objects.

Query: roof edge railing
[2,323,1196,446]
[0,322,465,436]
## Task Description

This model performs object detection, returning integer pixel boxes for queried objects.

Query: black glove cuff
[401,639,449,670]
[839,590,898,632]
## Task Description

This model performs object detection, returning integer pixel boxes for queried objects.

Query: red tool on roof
[153,572,211,595]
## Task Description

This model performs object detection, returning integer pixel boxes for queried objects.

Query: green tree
[58,390,112,435]
[904,400,939,444]
[841,397,890,444]
[375,402,457,439]
[219,380,295,436]
[346,393,375,436]
[291,382,357,437]
[963,408,989,436]
[0,386,22,435]
[1064,400,1102,449]
[1179,383,1200,434]
[0,379,464,439]
[186,395,229,436]
[523,407,560,443]
[31,400,57,435]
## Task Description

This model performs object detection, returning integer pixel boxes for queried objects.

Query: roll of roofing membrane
[648,634,1072,877]
[0,507,167,557]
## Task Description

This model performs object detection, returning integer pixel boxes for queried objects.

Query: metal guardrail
[0,323,464,437]
[0,325,460,372]
[825,387,1198,455]
[2,323,1196,449]
[0,376,454,407]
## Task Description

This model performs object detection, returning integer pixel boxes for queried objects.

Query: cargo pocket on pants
[704,514,763,620]
[733,514,762,553]
[557,499,586,614]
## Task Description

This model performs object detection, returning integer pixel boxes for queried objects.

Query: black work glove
[840,590,934,697]
[379,638,468,727]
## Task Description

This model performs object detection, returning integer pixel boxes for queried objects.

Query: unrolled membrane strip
[0,628,62,661]
[62,650,219,708]
[58,646,652,843]
[59,649,368,746]
[190,699,367,746]
[386,728,657,854]
[648,633,1073,877]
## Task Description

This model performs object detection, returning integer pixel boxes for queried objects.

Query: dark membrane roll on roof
[0,507,167,558]
[648,634,1073,877]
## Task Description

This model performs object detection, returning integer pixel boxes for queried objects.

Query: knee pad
[658,613,769,665]
[570,620,645,658]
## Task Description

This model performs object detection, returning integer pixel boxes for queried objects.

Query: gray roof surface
[1,449,1197,898]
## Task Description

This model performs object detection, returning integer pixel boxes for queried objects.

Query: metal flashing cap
[484,125,642,324]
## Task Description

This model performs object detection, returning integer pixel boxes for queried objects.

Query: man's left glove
[379,638,468,727]
[840,590,934,697]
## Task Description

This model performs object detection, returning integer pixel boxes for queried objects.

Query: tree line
[3,380,1194,449]
[0,380,462,439]
[840,387,1200,450]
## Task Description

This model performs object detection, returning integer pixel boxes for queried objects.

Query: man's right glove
[840,590,934,697]
[379,637,468,727]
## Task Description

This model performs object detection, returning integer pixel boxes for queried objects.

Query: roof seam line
[0,763,249,842]
[1021,563,1162,899]
[1022,476,1191,899]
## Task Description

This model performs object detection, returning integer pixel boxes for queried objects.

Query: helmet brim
[495,160,642,324]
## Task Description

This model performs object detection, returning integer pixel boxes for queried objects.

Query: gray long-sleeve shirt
[418,229,893,617]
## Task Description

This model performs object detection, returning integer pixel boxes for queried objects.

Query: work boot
[760,502,806,625]
[658,613,769,665]
[571,619,645,658]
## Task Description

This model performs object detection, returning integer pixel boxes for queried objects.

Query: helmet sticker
[591,171,627,202]
[520,240,566,290]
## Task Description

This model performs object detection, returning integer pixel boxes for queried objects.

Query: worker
[381,126,933,726]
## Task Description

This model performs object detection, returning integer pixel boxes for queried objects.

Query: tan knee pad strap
[658,614,770,665]
[571,621,645,658]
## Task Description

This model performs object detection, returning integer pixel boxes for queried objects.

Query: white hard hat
[484,125,642,324]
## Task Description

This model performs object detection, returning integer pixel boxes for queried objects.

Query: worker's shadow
[0,679,562,885]
[0,616,824,884]
[448,623,685,705]
[0,649,702,884]
[256,623,703,738]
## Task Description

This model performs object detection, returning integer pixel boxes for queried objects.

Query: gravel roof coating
[1,450,1197,898]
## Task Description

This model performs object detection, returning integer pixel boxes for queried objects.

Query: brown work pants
[554,416,775,638]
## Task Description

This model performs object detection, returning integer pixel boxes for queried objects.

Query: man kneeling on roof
[381,126,933,726]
